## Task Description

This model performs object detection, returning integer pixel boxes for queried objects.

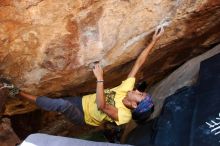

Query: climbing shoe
[0,78,20,98]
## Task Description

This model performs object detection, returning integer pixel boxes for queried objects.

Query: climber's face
[123,90,147,109]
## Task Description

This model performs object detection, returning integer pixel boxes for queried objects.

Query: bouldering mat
[20,133,132,146]
[190,53,220,146]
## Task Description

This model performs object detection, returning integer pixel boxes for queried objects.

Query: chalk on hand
[88,61,100,69]
[156,17,171,30]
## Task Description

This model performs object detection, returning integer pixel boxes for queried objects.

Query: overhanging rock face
[0,0,220,115]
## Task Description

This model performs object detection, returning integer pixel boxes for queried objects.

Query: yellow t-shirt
[82,77,136,126]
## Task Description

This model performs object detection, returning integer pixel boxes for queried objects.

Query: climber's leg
[0,78,20,97]
[36,96,85,125]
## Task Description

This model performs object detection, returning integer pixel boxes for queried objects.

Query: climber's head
[123,90,146,109]
[122,81,154,123]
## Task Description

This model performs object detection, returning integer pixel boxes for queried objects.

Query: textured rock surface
[0,0,220,115]
[0,118,21,146]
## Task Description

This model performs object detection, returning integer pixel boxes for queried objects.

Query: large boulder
[150,44,220,118]
[0,0,220,115]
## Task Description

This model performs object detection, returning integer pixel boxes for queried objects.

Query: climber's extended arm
[128,27,164,78]
[93,63,118,121]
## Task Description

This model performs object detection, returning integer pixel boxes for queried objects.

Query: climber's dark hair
[135,80,148,92]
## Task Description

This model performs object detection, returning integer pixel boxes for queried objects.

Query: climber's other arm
[93,63,118,121]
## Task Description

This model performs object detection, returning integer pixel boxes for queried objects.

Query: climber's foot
[0,78,20,98]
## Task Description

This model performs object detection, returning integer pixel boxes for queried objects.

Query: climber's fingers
[157,26,164,35]
[153,26,164,40]
[88,61,100,70]
[92,61,100,69]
